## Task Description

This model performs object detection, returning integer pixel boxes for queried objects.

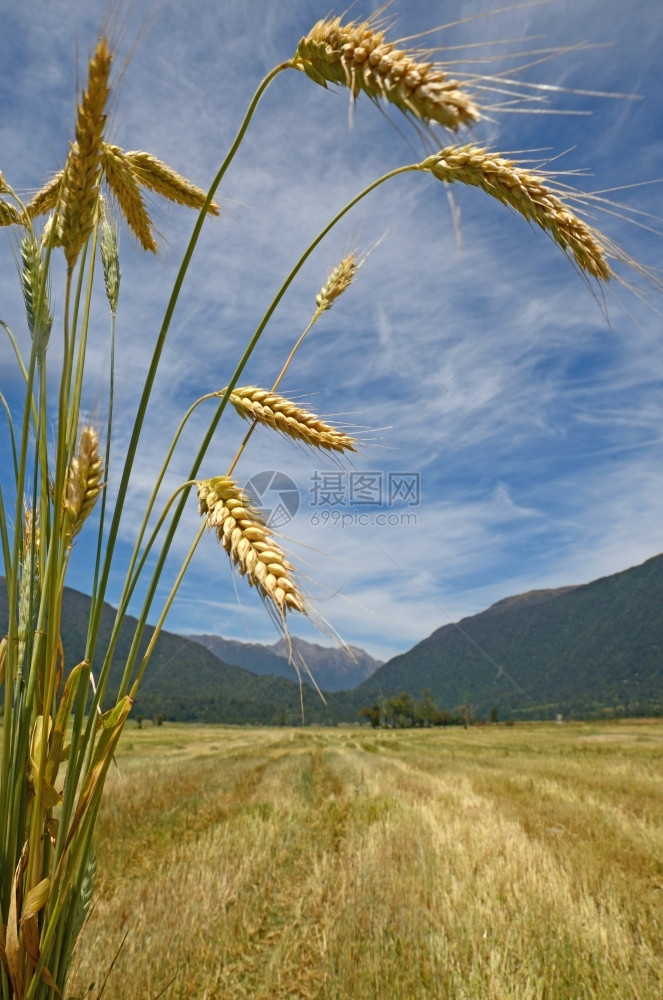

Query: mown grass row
[67,722,663,999]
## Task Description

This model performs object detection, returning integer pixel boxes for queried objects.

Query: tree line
[357,690,489,729]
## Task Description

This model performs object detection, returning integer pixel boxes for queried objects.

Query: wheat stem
[89,61,292,710]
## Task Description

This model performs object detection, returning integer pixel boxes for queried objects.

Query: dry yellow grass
[66,721,663,1000]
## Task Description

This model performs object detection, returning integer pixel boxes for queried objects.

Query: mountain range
[351,553,663,719]
[187,633,381,691]
[2,552,663,722]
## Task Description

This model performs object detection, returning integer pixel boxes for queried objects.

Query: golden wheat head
[316,253,358,312]
[124,151,219,216]
[420,145,612,281]
[101,143,157,252]
[59,38,112,266]
[0,201,23,227]
[295,15,480,130]
[0,171,27,226]
[226,387,357,454]
[198,476,305,616]
[25,171,64,221]
[63,427,105,541]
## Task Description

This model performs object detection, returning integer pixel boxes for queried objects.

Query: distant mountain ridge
[188,633,381,691]
[351,553,663,719]
[3,553,663,722]
[480,586,578,617]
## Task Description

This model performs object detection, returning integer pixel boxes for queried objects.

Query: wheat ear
[226,387,357,454]
[124,151,220,216]
[420,145,611,281]
[197,477,305,615]
[101,143,157,253]
[20,235,53,346]
[25,170,64,220]
[100,216,121,313]
[63,427,105,542]
[17,506,40,672]
[0,201,23,226]
[315,253,359,312]
[59,38,112,267]
[295,15,479,130]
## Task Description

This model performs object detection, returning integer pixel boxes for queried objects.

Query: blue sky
[1,0,662,666]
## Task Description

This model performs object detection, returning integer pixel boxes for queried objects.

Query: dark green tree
[415,688,437,727]
[386,692,416,728]
[358,703,381,728]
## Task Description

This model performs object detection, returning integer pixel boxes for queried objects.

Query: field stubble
[66,722,663,999]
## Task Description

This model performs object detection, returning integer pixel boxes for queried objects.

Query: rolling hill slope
[350,554,663,719]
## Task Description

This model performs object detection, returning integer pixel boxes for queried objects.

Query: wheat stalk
[59,38,112,267]
[420,145,612,281]
[197,476,305,615]
[226,386,357,454]
[124,151,219,216]
[295,15,480,130]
